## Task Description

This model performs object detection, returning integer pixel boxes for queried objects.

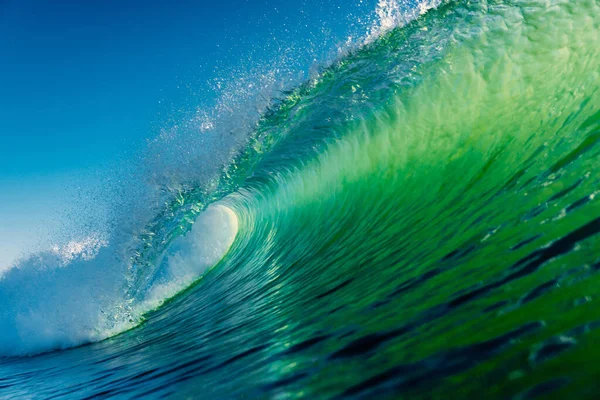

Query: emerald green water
[1,0,600,398]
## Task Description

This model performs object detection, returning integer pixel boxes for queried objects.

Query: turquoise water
[1,0,600,398]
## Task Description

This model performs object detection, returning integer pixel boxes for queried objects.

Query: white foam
[365,0,442,44]
[0,204,238,357]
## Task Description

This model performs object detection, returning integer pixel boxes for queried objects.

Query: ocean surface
[1,0,600,398]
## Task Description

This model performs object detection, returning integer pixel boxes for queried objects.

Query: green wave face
[4,0,600,398]
[218,0,600,397]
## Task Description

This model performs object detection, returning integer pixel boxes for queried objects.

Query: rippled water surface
[1,0,600,398]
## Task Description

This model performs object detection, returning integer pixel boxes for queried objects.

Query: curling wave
[1,0,600,398]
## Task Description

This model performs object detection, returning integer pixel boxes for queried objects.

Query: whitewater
[1,0,600,398]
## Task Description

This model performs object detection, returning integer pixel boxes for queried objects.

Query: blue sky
[0,0,379,268]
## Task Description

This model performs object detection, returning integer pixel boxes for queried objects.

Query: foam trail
[0,204,238,357]
[0,236,129,357]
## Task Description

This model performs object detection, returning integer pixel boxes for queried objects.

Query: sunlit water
[1,0,600,398]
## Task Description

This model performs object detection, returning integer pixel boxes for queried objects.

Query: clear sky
[0,0,380,268]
